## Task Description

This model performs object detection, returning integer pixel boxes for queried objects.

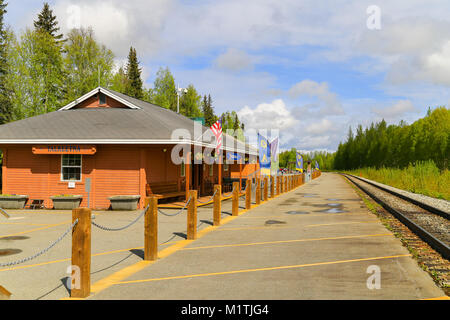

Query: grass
[345,161,450,200]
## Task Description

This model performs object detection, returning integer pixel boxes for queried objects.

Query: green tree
[110,66,128,93]
[6,29,64,119]
[62,27,114,103]
[34,2,63,41]
[0,0,12,124]
[151,67,177,111]
[180,84,201,117]
[124,46,143,99]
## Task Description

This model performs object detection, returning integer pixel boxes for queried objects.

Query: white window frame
[61,154,83,182]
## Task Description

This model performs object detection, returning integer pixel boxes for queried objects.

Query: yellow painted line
[422,296,450,300]
[0,246,141,272]
[114,254,412,285]
[182,233,393,251]
[0,222,53,226]
[216,221,380,232]
[85,209,251,299]
[0,240,183,273]
[0,220,72,238]
[217,225,292,231]
[305,221,379,227]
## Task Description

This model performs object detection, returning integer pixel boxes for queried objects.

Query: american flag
[210,119,223,154]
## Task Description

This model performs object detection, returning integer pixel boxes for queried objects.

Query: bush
[346,161,449,200]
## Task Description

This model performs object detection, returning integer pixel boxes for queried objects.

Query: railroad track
[342,173,450,261]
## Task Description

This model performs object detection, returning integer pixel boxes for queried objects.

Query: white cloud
[289,80,344,115]
[53,0,173,58]
[215,48,253,71]
[371,100,416,119]
[305,119,334,135]
[237,99,297,131]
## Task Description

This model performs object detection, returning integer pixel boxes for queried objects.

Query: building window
[99,93,106,105]
[61,155,82,181]
[181,160,185,177]
[224,163,229,172]
[209,165,213,177]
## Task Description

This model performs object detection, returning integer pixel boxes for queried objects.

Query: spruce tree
[125,47,143,99]
[202,94,217,127]
[34,2,63,41]
[0,0,12,124]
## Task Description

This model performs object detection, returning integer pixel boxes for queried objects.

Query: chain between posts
[196,189,219,204]
[158,197,192,217]
[0,219,78,267]
[91,205,149,231]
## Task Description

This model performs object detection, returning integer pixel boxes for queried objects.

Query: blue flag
[258,133,271,175]
[296,151,303,173]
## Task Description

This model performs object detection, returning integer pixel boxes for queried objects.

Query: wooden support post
[144,197,158,261]
[263,176,268,201]
[255,178,261,205]
[270,176,275,198]
[187,190,198,240]
[277,176,281,196]
[185,150,191,201]
[213,185,221,226]
[245,179,251,210]
[71,208,91,298]
[232,182,239,216]
[239,162,243,191]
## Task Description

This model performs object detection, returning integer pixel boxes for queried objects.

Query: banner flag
[270,137,279,176]
[258,133,271,176]
[296,151,303,173]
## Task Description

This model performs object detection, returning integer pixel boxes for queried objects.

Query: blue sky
[5,0,450,151]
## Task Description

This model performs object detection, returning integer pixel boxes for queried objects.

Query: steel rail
[342,174,450,260]
[345,173,449,220]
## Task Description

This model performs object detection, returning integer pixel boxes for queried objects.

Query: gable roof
[0,87,258,155]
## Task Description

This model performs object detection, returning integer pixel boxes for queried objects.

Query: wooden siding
[0,145,257,210]
[75,95,128,109]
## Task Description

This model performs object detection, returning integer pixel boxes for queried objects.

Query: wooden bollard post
[232,182,239,216]
[144,197,158,261]
[213,185,221,226]
[0,286,11,300]
[245,179,252,210]
[71,208,91,298]
[187,190,198,240]
[270,176,275,198]
[255,178,261,205]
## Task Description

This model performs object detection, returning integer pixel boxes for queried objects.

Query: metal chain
[0,208,10,219]
[91,205,149,232]
[0,219,78,267]
[197,189,219,204]
[158,197,191,217]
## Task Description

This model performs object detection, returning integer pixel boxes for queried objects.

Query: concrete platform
[87,173,445,300]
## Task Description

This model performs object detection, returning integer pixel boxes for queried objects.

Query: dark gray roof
[0,87,257,154]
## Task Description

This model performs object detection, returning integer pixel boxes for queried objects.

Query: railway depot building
[0,87,259,210]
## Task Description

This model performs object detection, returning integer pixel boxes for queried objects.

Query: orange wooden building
[0,87,259,210]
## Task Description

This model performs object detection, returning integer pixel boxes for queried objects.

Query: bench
[146,182,185,200]
[26,199,45,209]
